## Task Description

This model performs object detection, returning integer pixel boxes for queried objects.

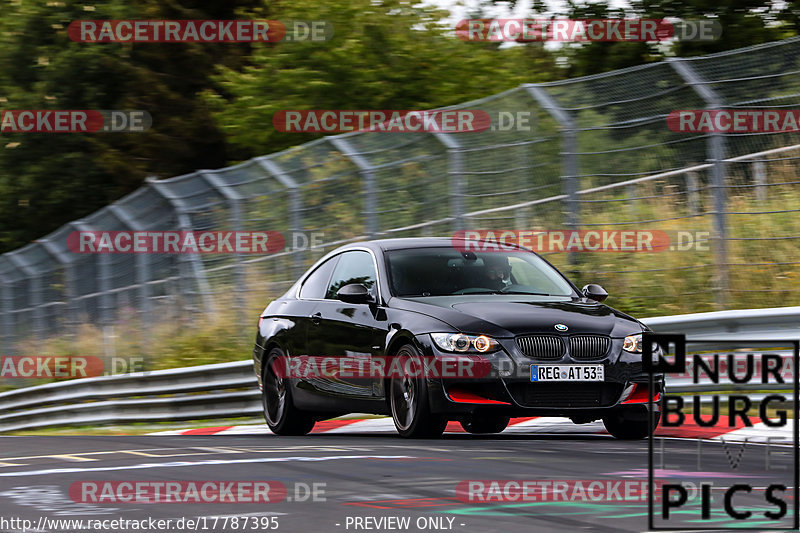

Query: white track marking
[0,455,415,477]
[504,417,606,434]
[710,420,795,443]
[147,416,769,441]
[324,418,396,433]
[215,424,272,435]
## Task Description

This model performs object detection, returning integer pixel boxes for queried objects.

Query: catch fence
[2,37,800,356]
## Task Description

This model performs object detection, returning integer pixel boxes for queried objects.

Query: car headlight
[623,333,661,355]
[431,333,500,353]
[623,334,643,353]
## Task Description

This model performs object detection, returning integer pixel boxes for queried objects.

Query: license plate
[530,364,604,382]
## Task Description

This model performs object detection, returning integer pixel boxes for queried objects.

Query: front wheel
[262,348,315,436]
[389,345,446,438]
[602,406,660,440]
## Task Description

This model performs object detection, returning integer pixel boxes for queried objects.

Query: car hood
[392,295,644,337]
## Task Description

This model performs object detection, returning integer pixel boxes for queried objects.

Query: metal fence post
[328,137,378,238]
[0,274,12,354]
[200,171,246,322]
[515,141,532,231]
[257,157,306,278]
[669,58,728,308]
[107,206,152,331]
[515,206,527,230]
[626,185,637,217]
[39,239,77,337]
[686,171,699,216]
[525,85,580,268]
[69,220,113,329]
[6,253,43,339]
[98,253,113,329]
[146,178,216,315]
[753,159,767,203]
[69,219,103,324]
[64,261,80,332]
[68,221,98,328]
[433,133,464,231]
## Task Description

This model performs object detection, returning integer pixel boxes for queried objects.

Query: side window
[325,251,377,300]
[299,256,339,299]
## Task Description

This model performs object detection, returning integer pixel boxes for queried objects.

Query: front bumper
[413,333,665,418]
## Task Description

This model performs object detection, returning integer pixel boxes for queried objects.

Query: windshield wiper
[452,290,553,296]
[498,290,552,296]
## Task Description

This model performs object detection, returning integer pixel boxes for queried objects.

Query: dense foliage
[0,0,797,253]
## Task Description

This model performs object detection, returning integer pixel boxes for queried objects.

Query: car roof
[337,237,528,252]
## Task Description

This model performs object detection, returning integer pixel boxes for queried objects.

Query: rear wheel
[603,406,660,440]
[389,345,446,438]
[262,348,315,436]
[460,415,510,434]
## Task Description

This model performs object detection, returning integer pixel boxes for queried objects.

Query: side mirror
[582,283,608,302]
[336,283,374,304]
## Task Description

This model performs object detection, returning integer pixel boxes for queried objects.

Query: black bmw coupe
[253,238,663,438]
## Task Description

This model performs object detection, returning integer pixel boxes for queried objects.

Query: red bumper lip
[447,387,511,405]
[621,383,660,404]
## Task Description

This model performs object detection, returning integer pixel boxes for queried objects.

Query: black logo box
[643,333,799,531]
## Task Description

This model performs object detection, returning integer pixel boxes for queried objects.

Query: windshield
[385,247,576,297]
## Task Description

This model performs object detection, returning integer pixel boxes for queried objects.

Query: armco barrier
[0,361,259,432]
[0,307,797,433]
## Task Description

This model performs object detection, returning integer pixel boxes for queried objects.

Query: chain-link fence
[2,37,800,355]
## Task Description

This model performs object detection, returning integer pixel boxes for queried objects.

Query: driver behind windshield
[473,255,511,291]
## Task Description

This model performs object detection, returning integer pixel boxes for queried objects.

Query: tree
[554,0,798,77]
[206,0,560,158]
[0,0,262,253]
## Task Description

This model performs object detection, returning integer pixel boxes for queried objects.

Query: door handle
[310,312,322,325]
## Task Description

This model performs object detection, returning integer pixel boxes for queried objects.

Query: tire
[389,344,447,438]
[262,347,315,436]
[460,415,510,434]
[603,407,660,440]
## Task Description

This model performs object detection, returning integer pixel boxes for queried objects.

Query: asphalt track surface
[0,428,795,533]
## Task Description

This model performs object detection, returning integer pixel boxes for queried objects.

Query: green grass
[6,416,267,436]
[543,176,800,317]
[7,413,389,435]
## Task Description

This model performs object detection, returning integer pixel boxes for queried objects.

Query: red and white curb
[149,416,794,443]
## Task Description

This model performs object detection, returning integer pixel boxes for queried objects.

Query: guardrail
[643,306,800,341]
[0,361,260,433]
[0,307,798,433]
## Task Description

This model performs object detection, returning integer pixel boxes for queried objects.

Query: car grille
[508,382,623,408]
[569,335,611,360]
[516,335,565,359]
